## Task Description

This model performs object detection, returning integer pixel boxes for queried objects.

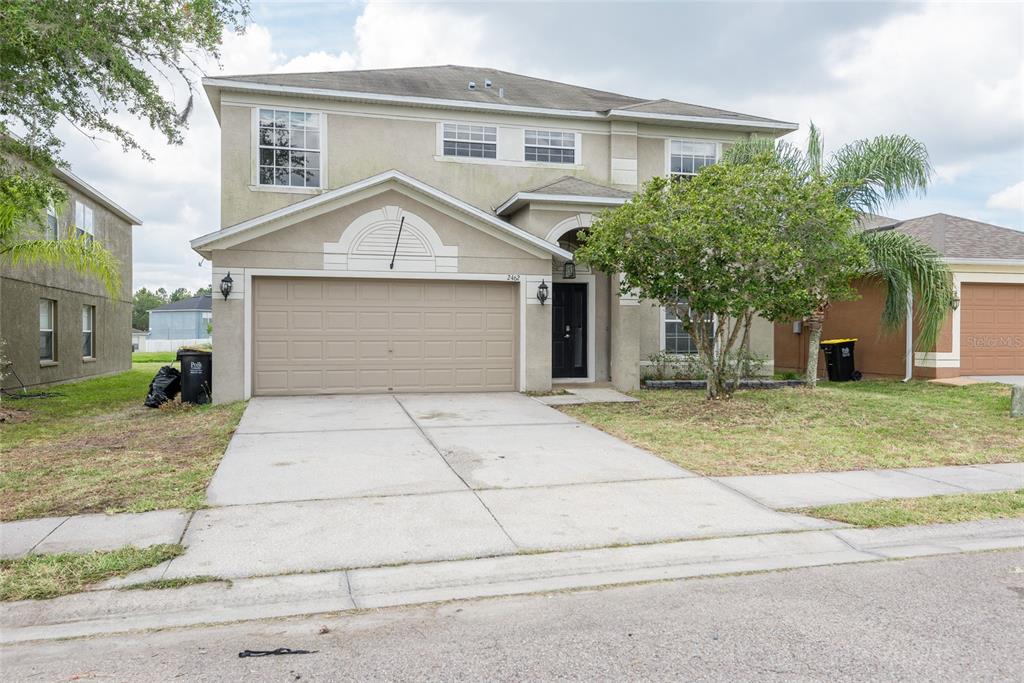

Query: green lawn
[797,489,1024,528]
[1,363,244,521]
[0,544,183,601]
[131,351,178,363]
[561,381,1023,476]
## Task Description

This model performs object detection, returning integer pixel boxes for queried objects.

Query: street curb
[2,519,1021,644]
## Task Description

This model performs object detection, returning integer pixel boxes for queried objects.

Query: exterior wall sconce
[563,261,576,279]
[536,279,549,305]
[219,272,234,300]
[951,295,960,310]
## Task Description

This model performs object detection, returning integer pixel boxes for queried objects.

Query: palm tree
[0,200,122,299]
[725,124,956,386]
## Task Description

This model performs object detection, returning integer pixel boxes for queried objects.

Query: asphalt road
[4,551,1022,682]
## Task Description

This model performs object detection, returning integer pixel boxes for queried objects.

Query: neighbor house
[144,295,213,352]
[1,167,141,389]
[190,65,798,401]
[775,213,1024,380]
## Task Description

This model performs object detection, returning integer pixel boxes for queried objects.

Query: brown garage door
[253,277,517,395]
[959,283,1024,374]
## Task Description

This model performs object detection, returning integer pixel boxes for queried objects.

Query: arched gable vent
[324,205,458,272]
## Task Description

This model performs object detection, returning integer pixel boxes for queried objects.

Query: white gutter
[203,78,798,132]
[606,108,799,131]
[54,167,143,225]
[495,192,628,216]
[903,291,914,383]
[941,257,1024,266]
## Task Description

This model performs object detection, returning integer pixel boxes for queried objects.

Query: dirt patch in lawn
[1,401,244,521]
[561,381,1024,476]
[0,406,29,424]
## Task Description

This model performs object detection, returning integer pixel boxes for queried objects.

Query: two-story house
[1,167,140,389]
[190,65,796,401]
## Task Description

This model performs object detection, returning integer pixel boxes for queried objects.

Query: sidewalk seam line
[392,395,521,552]
[897,469,973,492]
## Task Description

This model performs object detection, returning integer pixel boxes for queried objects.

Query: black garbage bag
[144,365,181,408]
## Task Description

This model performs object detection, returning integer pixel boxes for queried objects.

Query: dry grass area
[797,489,1024,528]
[561,381,1023,476]
[1,363,244,521]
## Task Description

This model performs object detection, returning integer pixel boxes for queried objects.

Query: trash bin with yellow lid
[819,338,862,382]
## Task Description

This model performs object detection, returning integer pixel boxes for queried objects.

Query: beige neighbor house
[190,65,797,402]
[1,167,140,390]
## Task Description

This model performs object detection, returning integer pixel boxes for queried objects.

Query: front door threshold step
[3,519,1020,645]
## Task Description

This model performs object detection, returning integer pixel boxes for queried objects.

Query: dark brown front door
[552,283,587,378]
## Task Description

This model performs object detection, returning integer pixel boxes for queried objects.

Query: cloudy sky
[58,1,1024,293]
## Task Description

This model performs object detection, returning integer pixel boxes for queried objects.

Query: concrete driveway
[166,393,834,580]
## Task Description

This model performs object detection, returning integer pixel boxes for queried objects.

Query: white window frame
[45,203,58,241]
[40,299,56,362]
[441,122,498,159]
[665,139,722,178]
[660,303,715,356]
[524,129,579,164]
[253,107,324,191]
[74,201,94,241]
[82,305,95,359]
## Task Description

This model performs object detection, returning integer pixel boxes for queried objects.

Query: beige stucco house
[191,66,796,401]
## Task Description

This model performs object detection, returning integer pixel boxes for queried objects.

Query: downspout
[903,290,913,383]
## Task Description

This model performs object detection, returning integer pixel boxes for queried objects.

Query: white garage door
[252,277,517,395]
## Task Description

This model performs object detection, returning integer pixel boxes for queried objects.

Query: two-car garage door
[252,277,517,395]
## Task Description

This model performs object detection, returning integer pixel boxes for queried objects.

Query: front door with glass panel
[552,283,587,378]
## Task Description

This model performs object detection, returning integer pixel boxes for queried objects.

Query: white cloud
[933,162,974,185]
[986,181,1024,212]
[352,3,494,69]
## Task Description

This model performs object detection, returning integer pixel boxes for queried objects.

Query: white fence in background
[140,338,211,353]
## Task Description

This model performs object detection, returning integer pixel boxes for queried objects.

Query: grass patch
[0,544,183,601]
[121,575,227,591]
[797,489,1024,528]
[132,351,178,363]
[1,363,245,521]
[561,381,1023,476]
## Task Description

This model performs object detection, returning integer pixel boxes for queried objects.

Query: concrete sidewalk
[0,510,189,560]
[3,518,1020,644]
[716,463,1022,509]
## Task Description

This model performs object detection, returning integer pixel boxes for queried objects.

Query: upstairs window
[525,130,576,164]
[45,203,58,240]
[664,302,713,355]
[82,305,95,358]
[669,140,717,177]
[40,299,56,361]
[442,123,497,159]
[74,202,94,243]
[258,109,321,188]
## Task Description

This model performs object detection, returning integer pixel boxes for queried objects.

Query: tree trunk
[804,311,825,389]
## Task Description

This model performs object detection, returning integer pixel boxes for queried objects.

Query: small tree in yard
[576,156,866,399]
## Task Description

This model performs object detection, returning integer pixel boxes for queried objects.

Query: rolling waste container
[176,349,212,404]
[819,338,861,382]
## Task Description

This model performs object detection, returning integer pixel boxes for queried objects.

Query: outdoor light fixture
[563,260,576,279]
[219,272,234,300]
[951,295,960,310]
[536,279,549,305]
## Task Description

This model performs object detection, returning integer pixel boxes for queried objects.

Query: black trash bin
[176,349,213,404]
[820,338,861,382]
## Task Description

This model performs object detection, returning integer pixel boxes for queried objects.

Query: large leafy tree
[576,155,865,399]
[132,287,167,331]
[725,124,956,386]
[0,0,248,297]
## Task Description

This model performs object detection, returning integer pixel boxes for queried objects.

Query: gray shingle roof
[152,295,212,312]
[211,65,792,127]
[524,176,633,198]
[889,213,1024,260]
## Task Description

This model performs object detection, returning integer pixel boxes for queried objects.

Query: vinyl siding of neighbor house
[148,310,212,341]
[1,183,135,389]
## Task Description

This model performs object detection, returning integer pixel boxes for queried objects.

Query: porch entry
[552,283,588,378]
